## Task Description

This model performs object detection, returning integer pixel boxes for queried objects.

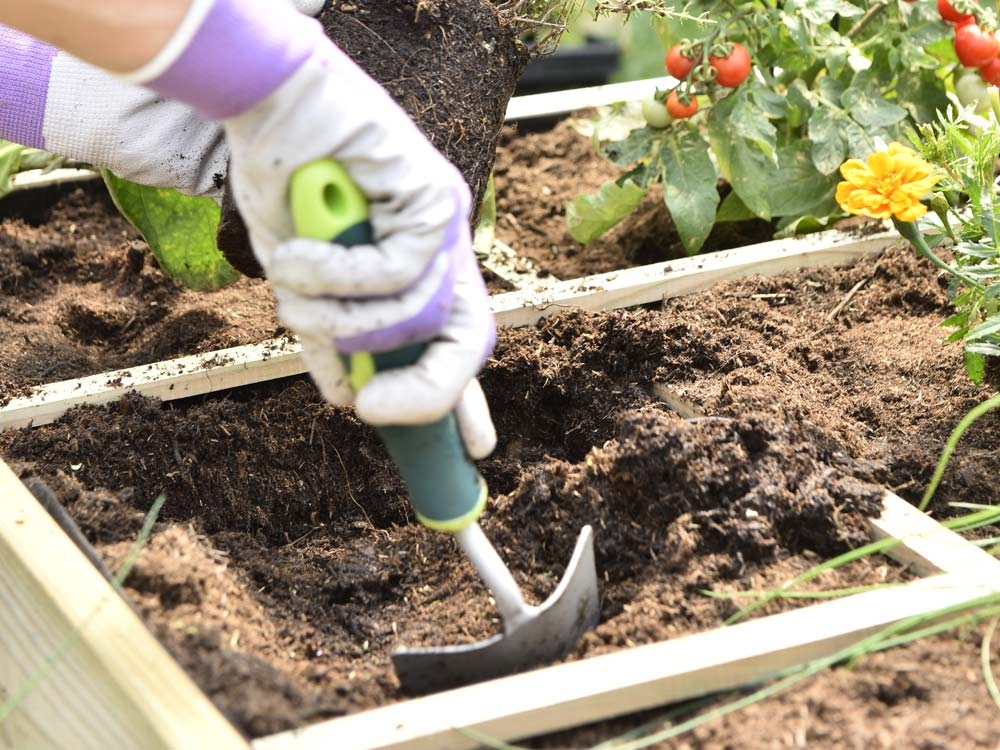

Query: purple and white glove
[0,0,325,199]
[122,0,497,457]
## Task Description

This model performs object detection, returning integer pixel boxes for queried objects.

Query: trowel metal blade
[392,525,600,694]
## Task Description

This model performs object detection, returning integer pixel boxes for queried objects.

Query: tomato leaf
[601,127,659,168]
[101,170,241,291]
[566,178,647,244]
[716,191,757,222]
[786,0,863,24]
[708,91,778,219]
[808,106,847,175]
[768,142,839,217]
[841,88,908,129]
[0,142,25,197]
[660,130,719,255]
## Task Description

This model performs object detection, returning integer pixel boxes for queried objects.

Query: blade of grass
[703,582,904,603]
[981,616,1000,711]
[724,504,1000,625]
[920,392,1000,511]
[723,534,904,624]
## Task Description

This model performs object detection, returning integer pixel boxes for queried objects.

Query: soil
[3,119,1000,749]
[216,0,528,278]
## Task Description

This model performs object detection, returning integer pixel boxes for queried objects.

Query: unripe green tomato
[955,70,992,114]
[640,94,673,129]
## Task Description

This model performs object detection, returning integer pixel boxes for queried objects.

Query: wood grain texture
[0,459,247,750]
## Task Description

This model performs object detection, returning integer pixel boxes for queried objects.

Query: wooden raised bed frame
[3,79,1000,750]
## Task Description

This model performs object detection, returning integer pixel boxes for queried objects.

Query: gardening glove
[123,0,497,457]
[0,0,326,199]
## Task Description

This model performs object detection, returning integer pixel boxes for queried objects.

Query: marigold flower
[835,143,941,222]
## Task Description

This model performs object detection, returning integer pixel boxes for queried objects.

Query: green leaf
[964,350,987,385]
[767,141,839,217]
[965,315,1000,341]
[0,142,25,197]
[787,0,863,25]
[660,130,720,255]
[473,172,496,258]
[808,106,847,175]
[707,90,779,219]
[896,67,952,125]
[841,88,908,129]
[716,191,757,222]
[102,170,240,291]
[601,127,659,168]
[712,87,778,160]
[566,179,648,244]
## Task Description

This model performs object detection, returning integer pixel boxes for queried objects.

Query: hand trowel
[290,158,601,693]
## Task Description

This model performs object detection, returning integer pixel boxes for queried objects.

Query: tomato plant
[979,55,1000,85]
[641,94,673,128]
[954,23,999,67]
[665,90,699,119]
[709,42,751,88]
[955,69,993,112]
[566,0,995,256]
[938,0,976,23]
[664,44,697,79]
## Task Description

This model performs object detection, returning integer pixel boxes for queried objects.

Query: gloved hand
[126,0,497,457]
[0,0,325,198]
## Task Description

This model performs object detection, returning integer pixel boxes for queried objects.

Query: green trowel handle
[289,159,487,533]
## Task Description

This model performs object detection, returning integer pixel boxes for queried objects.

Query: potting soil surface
[1,119,999,748]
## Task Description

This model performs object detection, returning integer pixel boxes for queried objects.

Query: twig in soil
[22,476,117,585]
[826,277,870,321]
[324,437,375,529]
[285,527,321,547]
[651,382,706,420]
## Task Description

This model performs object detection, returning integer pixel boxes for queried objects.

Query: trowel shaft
[455,522,536,627]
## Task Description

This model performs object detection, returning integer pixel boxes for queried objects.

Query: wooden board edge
[0,459,248,750]
[8,167,100,191]
[871,491,1000,578]
[0,225,895,431]
[0,339,304,431]
[504,76,676,121]
[252,570,998,750]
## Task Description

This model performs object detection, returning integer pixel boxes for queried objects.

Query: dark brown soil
[216,0,528,277]
[2,120,1000,748]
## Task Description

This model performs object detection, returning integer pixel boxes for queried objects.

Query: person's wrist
[121,0,321,121]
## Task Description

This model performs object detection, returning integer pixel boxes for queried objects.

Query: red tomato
[954,23,999,67]
[938,0,975,23]
[666,90,699,119]
[980,56,1000,86]
[709,42,752,87]
[665,44,697,79]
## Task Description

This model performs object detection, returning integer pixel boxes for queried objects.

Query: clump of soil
[217,0,530,276]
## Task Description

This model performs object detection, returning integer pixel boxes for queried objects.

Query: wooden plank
[504,76,675,121]
[872,491,1000,578]
[491,223,895,327]
[252,568,999,750]
[0,337,303,431]
[9,168,99,191]
[0,226,894,431]
[0,460,248,750]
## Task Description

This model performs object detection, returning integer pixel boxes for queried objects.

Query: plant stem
[847,0,890,39]
[892,218,986,293]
